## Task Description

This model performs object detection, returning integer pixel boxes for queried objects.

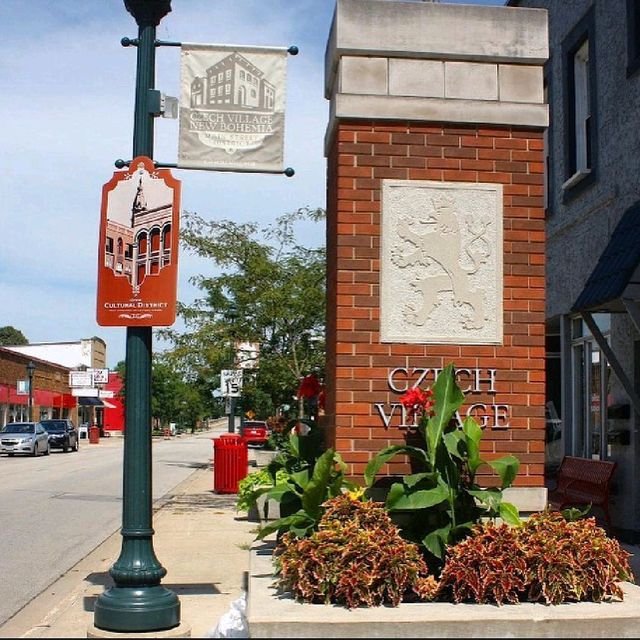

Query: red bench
[548,456,617,530]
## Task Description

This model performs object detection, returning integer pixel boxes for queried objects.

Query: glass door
[572,315,611,460]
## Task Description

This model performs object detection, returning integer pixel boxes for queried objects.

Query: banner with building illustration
[178,44,287,173]
[96,156,181,327]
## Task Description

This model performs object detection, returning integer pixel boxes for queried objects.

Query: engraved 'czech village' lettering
[374,367,510,430]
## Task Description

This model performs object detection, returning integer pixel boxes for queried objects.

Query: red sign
[96,156,181,327]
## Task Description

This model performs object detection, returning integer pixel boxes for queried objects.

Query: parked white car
[0,422,50,457]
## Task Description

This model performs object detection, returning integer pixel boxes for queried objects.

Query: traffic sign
[220,369,243,397]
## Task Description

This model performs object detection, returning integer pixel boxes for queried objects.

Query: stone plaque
[380,180,503,344]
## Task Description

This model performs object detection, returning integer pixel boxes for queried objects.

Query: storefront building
[0,347,76,426]
[102,372,125,435]
[4,337,111,431]
[510,0,640,539]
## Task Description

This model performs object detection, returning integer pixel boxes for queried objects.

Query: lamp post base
[94,585,180,633]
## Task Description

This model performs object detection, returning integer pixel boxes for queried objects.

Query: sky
[0,0,505,369]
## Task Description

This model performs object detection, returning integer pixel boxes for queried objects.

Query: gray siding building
[510,0,640,538]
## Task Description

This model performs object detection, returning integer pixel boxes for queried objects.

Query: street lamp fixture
[26,361,35,422]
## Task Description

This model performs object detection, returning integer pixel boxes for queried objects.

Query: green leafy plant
[274,494,439,608]
[437,511,633,605]
[365,363,520,563]
[236,468,289,515]
[256,447,357,540]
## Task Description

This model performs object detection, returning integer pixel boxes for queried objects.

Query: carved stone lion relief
[380,180,503,344]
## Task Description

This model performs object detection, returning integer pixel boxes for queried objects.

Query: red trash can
[213,434,248,494]
[89,426,100,444]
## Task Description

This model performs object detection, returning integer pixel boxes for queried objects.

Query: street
[0,427,221,627]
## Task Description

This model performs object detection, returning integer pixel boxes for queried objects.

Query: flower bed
[247,543,640,639]
[245,364,634,635]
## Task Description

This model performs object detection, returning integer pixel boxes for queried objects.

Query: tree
[117,357,208,431]
[0,326,28,346]
[159,207,326,418]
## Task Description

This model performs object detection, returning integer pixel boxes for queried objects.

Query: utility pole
[93,0,180,633]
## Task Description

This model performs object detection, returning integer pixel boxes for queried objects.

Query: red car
[242,420,269,446]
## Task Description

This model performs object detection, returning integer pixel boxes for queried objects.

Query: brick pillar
[323,0,549,506]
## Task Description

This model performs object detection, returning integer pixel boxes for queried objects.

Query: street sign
[69,371,93,387]
[89,368,110,384]
[220,369,243,397]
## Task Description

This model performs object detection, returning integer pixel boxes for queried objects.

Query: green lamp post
[93,0,180,632]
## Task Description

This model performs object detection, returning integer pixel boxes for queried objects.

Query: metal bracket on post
[147,89,178,118]
[114,158,295,176]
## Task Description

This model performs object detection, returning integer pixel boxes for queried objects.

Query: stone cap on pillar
[324,0,549,154]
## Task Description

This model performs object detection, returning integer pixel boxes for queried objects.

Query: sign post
[221,369,243,433]
[93,0,180,634]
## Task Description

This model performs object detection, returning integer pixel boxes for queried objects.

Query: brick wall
[325,120,546,487]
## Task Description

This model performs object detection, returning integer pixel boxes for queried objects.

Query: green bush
[256,448,357,540]
[274,494,439,608]
[237,469,274,513]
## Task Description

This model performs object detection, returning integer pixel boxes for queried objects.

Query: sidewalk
[2,437,640,638]
[0,434,266,639]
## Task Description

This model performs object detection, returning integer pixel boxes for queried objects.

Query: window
[225,83,231,95]
[562,8,597,201]
[628,0,640,76]
[543,79,550,215]
[225,69,232,80]
[572,41,591,175]
[218,72,223,82]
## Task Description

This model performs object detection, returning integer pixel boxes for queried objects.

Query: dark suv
[41,419,79,453]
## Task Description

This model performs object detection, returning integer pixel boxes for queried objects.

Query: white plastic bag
[206,592,249,638]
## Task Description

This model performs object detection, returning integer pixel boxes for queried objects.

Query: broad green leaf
[364,445,429,487]
[468,488,502,511]
[288,433,300,458]
[426,364,465,467]
[333,451,348,474]
[443,430,466,460]
[301,449,335,520]
[290,469,310,489]
[248,484,275,504]
[488,455,520,488]
[255,512,314,540]
[499,501,521,525]
[462,416,483,475]
[561,505,591,520]
[265,483,300,503]
[403,472,439,489]
[386,482,449,511]
[423,524,451,560]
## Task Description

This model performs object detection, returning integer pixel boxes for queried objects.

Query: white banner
[179,44,287,173]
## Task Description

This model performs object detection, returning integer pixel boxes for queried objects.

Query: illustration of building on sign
[104,164,173,295]
[190,52,276,112]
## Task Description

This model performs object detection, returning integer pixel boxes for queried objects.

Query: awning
[571,200,640,416]
[572,201,640,314]
[77,397,117,409]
